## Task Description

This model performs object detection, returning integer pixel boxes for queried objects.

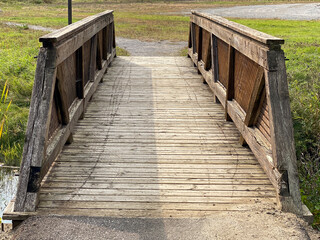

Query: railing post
[265,49,302,213]
[14,47,57,212]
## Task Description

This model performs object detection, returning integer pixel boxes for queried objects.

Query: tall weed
[0,24,41,166]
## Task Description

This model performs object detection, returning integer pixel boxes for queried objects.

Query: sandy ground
[1,205,320,240]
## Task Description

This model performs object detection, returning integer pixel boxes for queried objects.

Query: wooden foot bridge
[4,10,309,224]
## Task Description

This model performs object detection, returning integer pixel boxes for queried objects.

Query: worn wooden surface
[12,10,116,214]
[37,57,276,218]
[14,48,57,212]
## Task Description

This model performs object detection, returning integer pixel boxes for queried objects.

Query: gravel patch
[10,206,320,240]
[4,22,55,32]
[196,3,320,20]
[116,37,187,56]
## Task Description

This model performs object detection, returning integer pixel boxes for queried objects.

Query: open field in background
[0,0,319,228]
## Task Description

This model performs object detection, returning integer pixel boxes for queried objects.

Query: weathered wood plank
[13,11,116,216]
[264,52,302,213]
[191,11,284,45]
[15,47,57,212]
[89,34,97,82]
[239,67,264,145]
[225,44,235,121]
[190,14,280,70]
[76,47,84,99]
[52,14,113,66]
[40,10,113,65]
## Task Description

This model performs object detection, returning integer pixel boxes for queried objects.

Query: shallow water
[0,168,18,223]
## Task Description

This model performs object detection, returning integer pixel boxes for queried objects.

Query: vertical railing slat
[225,45,235,121]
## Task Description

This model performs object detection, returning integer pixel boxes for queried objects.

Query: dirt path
[5,204,320,240]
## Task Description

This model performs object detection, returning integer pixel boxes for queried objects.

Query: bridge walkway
[37,56,276,218]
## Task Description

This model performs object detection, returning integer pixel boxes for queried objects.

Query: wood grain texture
[188,14,302,213]
[264,52,302,213]
[201,29,211,70]
[40,10,113,44]
[14,47,57,212]
[37,57,276,218]
[83,39,92,85]
[48,92,61,139]
[40,11,113,66]
[190,14,281,70]
[225,44,235,121]
[191,11,284,45]
[217,38,228,88]
[234,50,262,113]
[13,12,116,215]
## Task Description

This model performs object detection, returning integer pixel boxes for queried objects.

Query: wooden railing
[14,10,116,213]
[188,11,302,213]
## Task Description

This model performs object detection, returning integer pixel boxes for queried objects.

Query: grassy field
[0,0,319,228]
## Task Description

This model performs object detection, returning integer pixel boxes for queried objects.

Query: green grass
[179,46,189,56]
[0,0,319,229]
[0,23,44,166]
[116,46,130,56]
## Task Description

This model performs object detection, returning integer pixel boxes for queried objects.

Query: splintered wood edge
[2,200,36,221]
[39,10,114,43]
[191,11,284,45]
[302,204,314,224]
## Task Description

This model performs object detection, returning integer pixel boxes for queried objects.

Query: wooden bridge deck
[37,56,276,218]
